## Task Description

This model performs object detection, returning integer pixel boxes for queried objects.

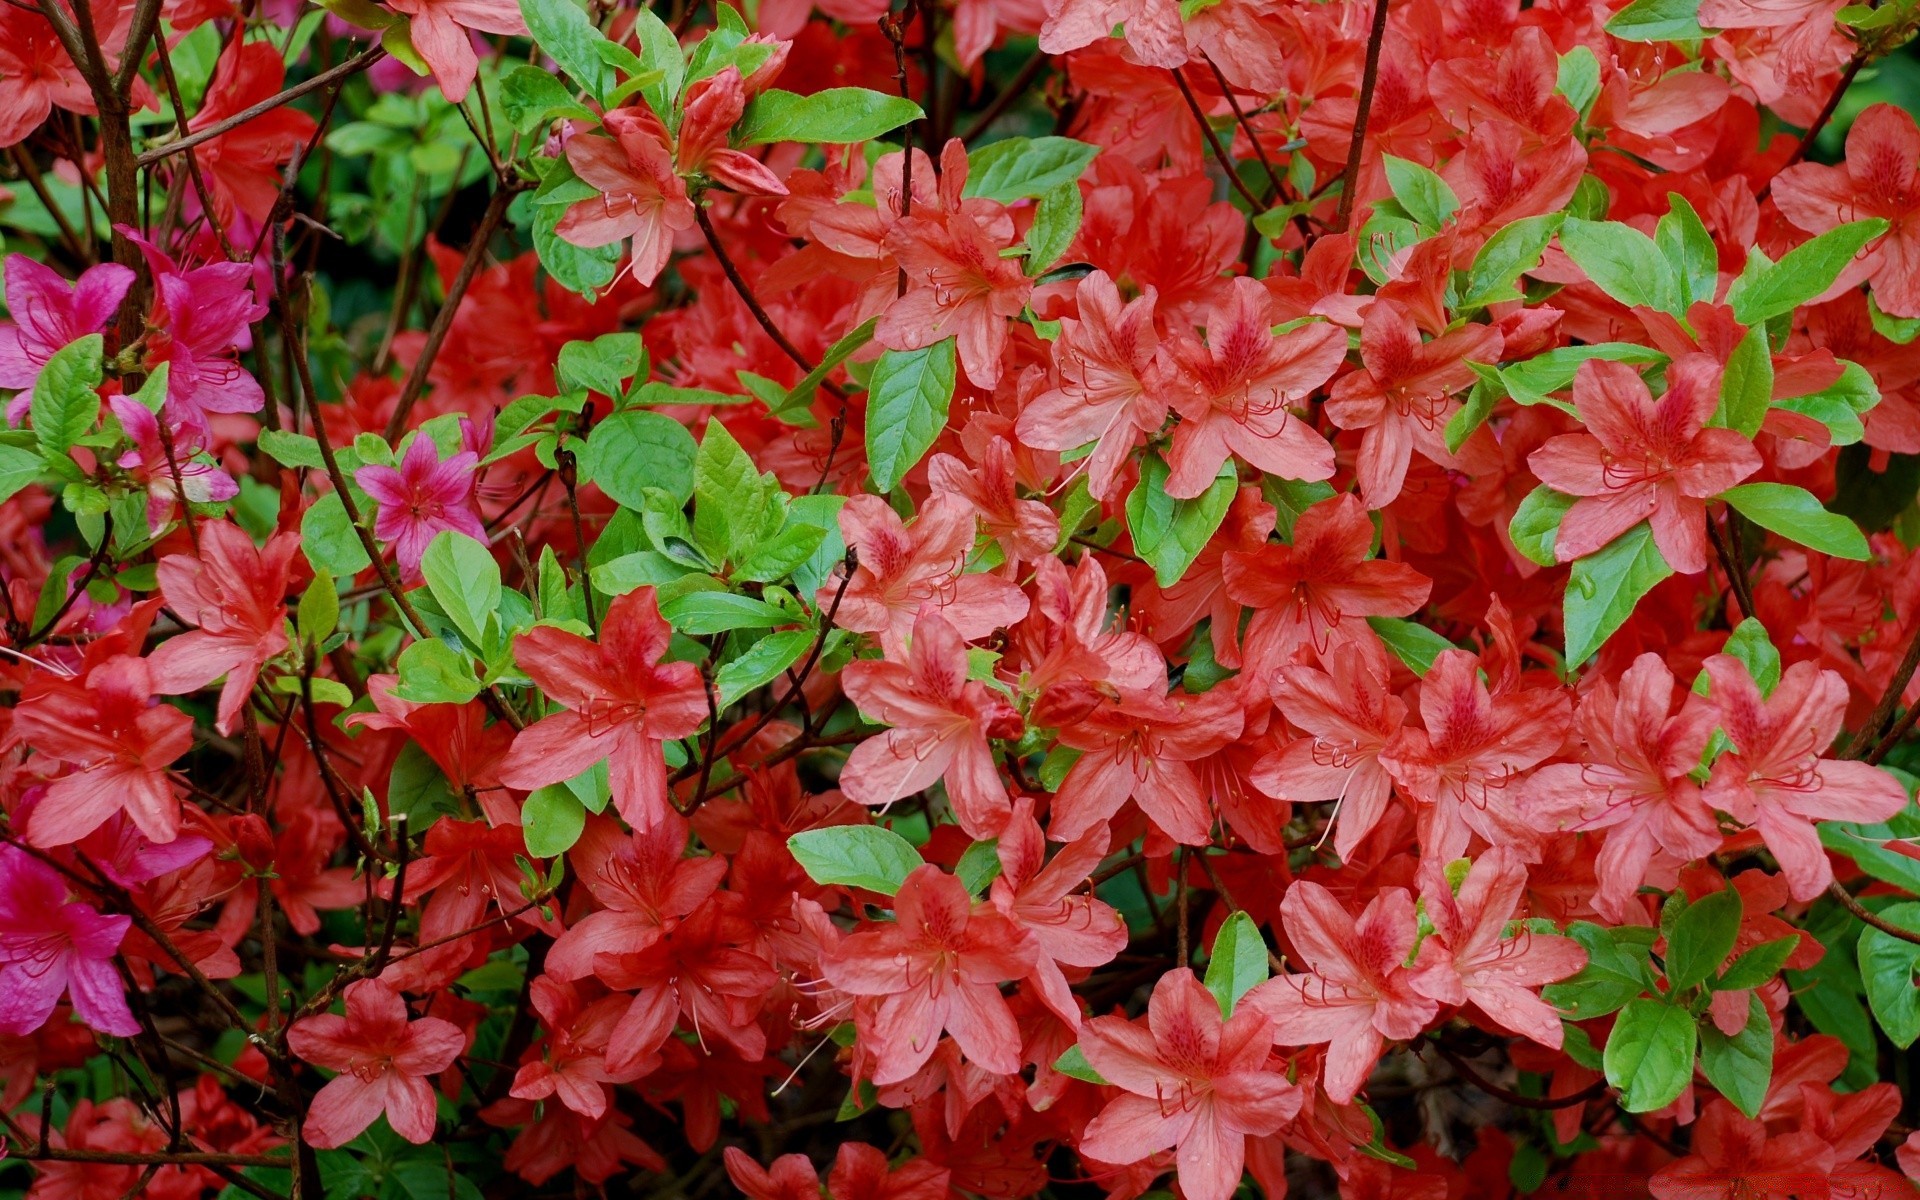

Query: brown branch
[1169,69,1264,214]
[1846,617,1920,758]
[136,46,386,167]
[1827,880,1920,947]
[384,182,518,440]
[1429,1041,1610,1111]
[1759,50,1867,201]
[694,203,835,384]
[1334,0,1392,231]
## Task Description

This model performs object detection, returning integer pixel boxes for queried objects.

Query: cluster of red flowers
[3,0,1920,1194]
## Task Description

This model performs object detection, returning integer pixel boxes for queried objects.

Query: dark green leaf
[1666,886,1743,990]
[1699,993,1773,1118]
[658,591,789,634]
[1716,935,1799,991]
[1366,616,1452,676]
[1857,900,1920,1048]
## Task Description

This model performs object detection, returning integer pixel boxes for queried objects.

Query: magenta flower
[355,434,485,580]
[0,255,135,423]
[109,394,239,532]
[0,846,138,1038]
[120,226,269,435]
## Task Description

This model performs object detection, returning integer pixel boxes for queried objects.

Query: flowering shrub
[7,0,1920,1195]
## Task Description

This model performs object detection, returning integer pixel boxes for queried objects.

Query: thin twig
[136,47,386,166]
[1334,0,1392,231]
[1169,69,1264,214]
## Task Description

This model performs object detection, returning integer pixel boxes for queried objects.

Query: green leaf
[1656,194,1719,310]
[582,409,699,509]
[1556,46,1601,117]
[1053,1044,1108,1084]
[658,591,790,635]
[778,317,876,422]
[0,444,43,506]
[865,340,956,492]
[624,5,683,118]
[517,0,611,103]
[523,784,588,857]
[714,628,812,707]
[556,332,642,398]
[1726,220,1890,326]
[1857,900,1920,1048]
[1565,522,1673,666]
[300,491,371,577]
[258,428,325,469]
[394,637,483,704]
[1025,180,1082,276]
[963,136,1100,203]
[1699,994,1773,1118]
[787,825,923,894]
[1447,373,1503,452]
[1716,323,1774,438]
[1127,454,1236,588]
[955,839,1002,895]
[1716,935,1799,991]
[1509,485,1576,567]
[1757,451,1863,548]
[498,64,596,133]
[298,569,339,646]
[736,87,923,144]
[1502,343,1667,408]
[419,531,501,649]
[1604,996,1697,1112]
[1719,482,1868,560]
[1605,0,1709,39]
[692,420,765,559]
[1366,616,1453,676]
[1204,910,1270,1016]
[1560,218,1678,314]
[1715,617,1782,697]
[1545,922,1656,1018]
[31,333,103,454]
[734,523,826,582]
[1382,156,1458,229]
[1776,360,1878,446]
[387,742,461,828]
[1459,213,1562,309]
[1666,885,1743,990]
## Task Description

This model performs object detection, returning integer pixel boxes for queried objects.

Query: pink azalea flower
[109,394,239,533]
[121,228,270,434]
[1703,655,1909,902]
[144,519,297,736]
[355,434,486,581]
[287,978,467,1148]
[0,255,134,423]
[0,846,139,1038]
